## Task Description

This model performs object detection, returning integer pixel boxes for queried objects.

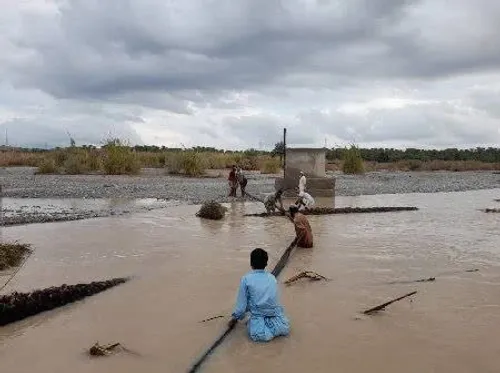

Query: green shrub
[181,151,205,176]
[37,158,58,174]
[103,140,141,175]
[342,145,365,174]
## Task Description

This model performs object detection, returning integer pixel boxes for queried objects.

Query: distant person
[289,205,313,248]
[228,248,290,342]
[298,171,306,194]
[296,191,315,211]
[236,166,248,197]
[264,189,284,213]
[228,165,237,197]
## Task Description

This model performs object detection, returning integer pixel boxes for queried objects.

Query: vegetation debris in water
[246,206,419,217]
[484,208,500,213]
[0,277,129,326]
[88,342,122,357]
[284,271,330,286]
[196,201,227,220]
[0,242,32,271]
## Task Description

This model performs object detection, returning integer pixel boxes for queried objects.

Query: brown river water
[1,189,500,373]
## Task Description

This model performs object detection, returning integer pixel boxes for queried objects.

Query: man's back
[231,248,290,343]
[242,270,283,317]
[293,212,314,248]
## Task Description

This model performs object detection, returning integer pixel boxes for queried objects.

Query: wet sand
[1,189,500,373]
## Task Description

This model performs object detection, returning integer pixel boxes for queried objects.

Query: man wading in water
[289,205,313,248]
[228,248,290,342]
[236,166,248,197]
[228,165,238,197]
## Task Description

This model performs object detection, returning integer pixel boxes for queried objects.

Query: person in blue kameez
[228,248,290,342]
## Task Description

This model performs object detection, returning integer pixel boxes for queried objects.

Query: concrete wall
[285,148,326,179]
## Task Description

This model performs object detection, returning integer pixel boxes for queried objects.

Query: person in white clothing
[296,191,315,211]
[298,171,306,194]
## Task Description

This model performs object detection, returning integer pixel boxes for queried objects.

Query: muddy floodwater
[1,189,500,373]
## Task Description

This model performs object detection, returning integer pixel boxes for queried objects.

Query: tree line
[325,147,500,163]
[2,143,499,163]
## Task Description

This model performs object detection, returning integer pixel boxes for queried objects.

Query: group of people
[228,165,247,197]
[228,170,315,343]
[263,171,316,214]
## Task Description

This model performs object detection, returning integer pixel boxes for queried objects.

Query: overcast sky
[1,0,500,149]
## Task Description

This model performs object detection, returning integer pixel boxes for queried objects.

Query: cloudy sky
[1,0,500,149]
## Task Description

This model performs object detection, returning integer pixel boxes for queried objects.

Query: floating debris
[483,208,500,213]
[363,291,417,315]
[89,342,121,357]
[284,271,330,286]
[388,277,435,285]
[0,277,129,326]
[196,201,227,220]
[199,315,225,323]
[0,242,32,271]
[245,206,419,217]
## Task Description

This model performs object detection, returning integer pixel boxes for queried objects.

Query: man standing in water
[236,166,248,197]
[229,248,290,342]
[298,171,307,194]
[289,205,313,248]
[228,165,238,197]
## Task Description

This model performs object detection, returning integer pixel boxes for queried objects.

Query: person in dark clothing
[228,165,238,197]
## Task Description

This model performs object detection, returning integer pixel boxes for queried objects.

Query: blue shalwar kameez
[231,269,290,342]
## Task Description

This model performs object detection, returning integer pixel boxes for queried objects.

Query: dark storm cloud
[1,0,500,148]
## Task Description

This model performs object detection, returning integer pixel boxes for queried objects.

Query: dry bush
[196,201,227,220]
[0,242,32,271]
[0,151,44,167]
[260,158,281,174]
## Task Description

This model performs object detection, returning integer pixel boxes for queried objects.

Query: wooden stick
[199,315,225,323]
[387,277,435,285]
[363,291,417,315]
[284,271,330,285]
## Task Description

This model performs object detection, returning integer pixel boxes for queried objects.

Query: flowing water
[1,189,500,373]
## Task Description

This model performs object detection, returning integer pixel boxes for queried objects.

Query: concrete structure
[275,147,335,197]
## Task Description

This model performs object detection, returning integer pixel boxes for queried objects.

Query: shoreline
[1,167,499,226]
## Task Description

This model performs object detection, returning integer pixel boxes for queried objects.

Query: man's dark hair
[289,205,299,216]
[250,248,268,270]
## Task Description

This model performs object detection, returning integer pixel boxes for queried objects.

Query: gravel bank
[1,167,499,202]
[0,167,498,226]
